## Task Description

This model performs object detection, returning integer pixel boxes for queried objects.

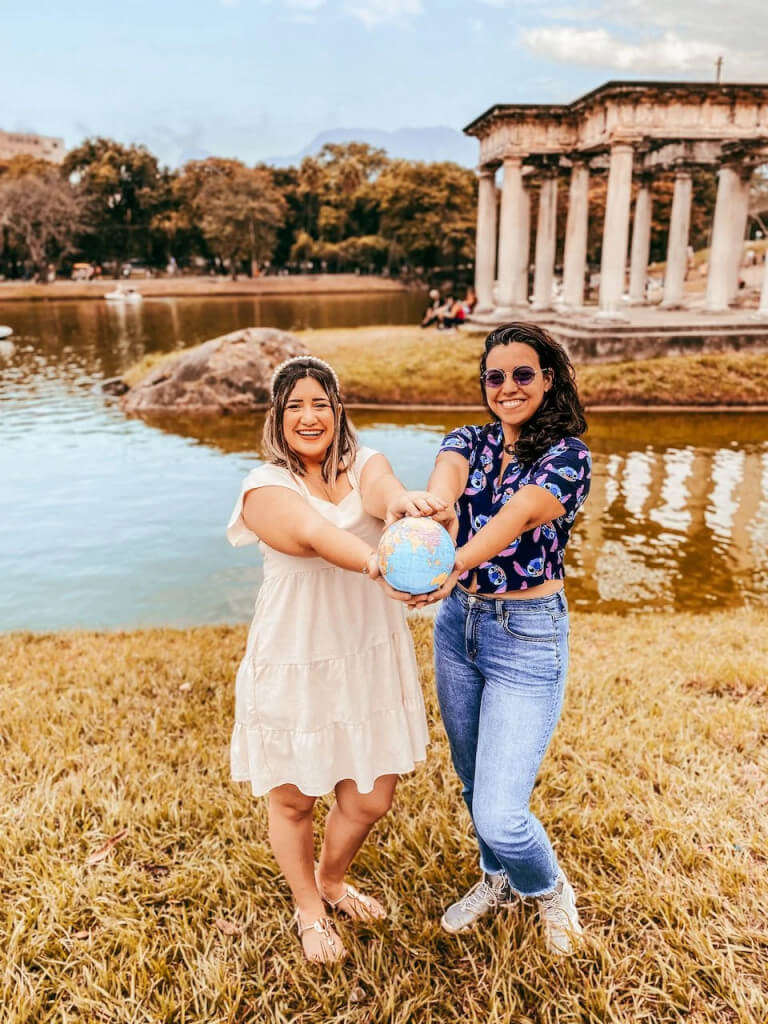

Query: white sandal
[319,881,387,921]
[292,910,347,964]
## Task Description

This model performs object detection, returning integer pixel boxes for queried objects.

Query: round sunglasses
[480,366,548,388]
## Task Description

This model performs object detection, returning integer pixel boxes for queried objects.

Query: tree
[197,162,286,276]
[373,160,477,275]
[64,138,170,266]
[295,143,389,243]
[0,169,83,277]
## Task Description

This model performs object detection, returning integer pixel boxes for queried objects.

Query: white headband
[270,356,340,398]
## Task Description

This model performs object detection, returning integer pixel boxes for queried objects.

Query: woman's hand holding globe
[384,489,448,526]
[378,490,462,606]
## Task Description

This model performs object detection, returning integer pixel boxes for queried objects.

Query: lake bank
[0,273,410,302]
[301,326,768,408]
[2,610,764,1022]
[118,324,768,408]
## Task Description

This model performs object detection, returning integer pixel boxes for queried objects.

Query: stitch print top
[438,422,591,593]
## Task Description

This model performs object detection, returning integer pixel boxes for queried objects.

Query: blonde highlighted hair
[262,356,357,482]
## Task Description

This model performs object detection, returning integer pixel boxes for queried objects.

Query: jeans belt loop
[495,599,504,624]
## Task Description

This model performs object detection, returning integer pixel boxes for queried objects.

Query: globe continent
[377,517,455,594]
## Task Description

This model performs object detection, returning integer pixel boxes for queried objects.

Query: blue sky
[3,0,766,168]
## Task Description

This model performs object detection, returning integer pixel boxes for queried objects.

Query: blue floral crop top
[438,422,591,593]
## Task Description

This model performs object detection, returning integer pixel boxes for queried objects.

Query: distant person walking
[413,322,591,956]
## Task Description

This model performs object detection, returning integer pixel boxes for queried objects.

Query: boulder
[120,327,308,415]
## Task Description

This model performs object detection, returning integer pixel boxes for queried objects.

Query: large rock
[120,327,308,415]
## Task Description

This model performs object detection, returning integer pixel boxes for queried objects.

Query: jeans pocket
[501,607,557,643]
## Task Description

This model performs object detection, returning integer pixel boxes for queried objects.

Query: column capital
[565,152,589,168]
[607,131,643,153]
[672,166,694,181]
[501,145,527,165]
[476,164,498,179]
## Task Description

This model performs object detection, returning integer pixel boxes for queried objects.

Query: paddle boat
[105,286,143,303]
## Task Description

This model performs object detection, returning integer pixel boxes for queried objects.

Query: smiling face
[281,375,337,463]
[483,342,552,441]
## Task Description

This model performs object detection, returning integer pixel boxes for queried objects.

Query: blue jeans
[434,587,569,898]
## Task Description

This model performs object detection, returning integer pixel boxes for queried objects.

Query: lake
[1,294,767,631]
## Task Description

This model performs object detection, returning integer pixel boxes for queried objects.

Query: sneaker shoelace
[461,879,502,912]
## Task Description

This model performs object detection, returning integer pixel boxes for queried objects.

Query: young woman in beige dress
[226,356,445,964]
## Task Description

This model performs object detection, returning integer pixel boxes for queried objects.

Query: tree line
[0,137,765,283]
[0,140,476,282]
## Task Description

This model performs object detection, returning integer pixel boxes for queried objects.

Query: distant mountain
[265,125,476,168]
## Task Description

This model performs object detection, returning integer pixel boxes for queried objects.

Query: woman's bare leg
[316,774,398,920]
[268,783,346,961]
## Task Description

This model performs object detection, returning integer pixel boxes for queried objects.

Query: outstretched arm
[427,451,470,506]
[457,484,564,572]
[360,452,447,524]
[243,486,378,575]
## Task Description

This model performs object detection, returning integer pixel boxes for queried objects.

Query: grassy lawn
[2,612,766,1023]
[121,327,768,407]
[301,327,768,407]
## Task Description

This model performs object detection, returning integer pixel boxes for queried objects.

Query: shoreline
[0,273,412,302]
[344,402,768,412]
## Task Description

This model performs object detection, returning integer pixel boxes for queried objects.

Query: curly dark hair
[480,322,587,464]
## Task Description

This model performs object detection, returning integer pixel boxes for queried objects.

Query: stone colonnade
[473,143,764,319]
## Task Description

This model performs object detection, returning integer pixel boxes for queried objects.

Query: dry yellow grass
[119,326,768,407]
[302,327,768,407]
[1,612,766,1023]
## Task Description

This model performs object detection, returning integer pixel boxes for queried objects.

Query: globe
[377,517,455,594]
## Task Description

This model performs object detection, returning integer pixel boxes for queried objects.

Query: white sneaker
[440,872,516,934]
[537,870,583,955]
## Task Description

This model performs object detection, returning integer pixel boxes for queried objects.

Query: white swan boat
[0,325,13,339]
[105,286,143,303]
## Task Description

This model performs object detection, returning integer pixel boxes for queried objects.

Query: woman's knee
[473,802,529,851]
[269,785,315,824]
[338,779,395,825]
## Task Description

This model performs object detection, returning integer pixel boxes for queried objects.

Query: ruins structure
[465,82,768,323]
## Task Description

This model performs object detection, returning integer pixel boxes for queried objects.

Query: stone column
[561,160,590,309]
[473,166,497,314]
[532,169,559,311]
[662,168,693,309]
[628,175,653,304]
[757,252,768,318]
[516,184,531,303]
[598,140,635,318]
[728,172,751,302]
[495,151,529,316]
[706,162,741,312]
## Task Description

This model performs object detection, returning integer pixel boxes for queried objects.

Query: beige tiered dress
[226,446,429,797]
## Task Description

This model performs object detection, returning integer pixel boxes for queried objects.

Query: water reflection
[1,297,767,629]
[128,407,768,614]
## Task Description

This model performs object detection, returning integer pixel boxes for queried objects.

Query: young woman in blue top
[417,322,591,955]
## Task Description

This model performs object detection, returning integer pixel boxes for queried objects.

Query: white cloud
[520,26,732,72]
[286,0,327,8]
[517,0,767,77]
[344,0,422,28]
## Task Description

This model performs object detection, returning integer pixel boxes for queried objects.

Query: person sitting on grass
[420,288,443,327]
[438,288,478,330]
[226,356,446,965]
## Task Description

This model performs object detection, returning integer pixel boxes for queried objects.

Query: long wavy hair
[262,357,357,482]
[480,322,587,464]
